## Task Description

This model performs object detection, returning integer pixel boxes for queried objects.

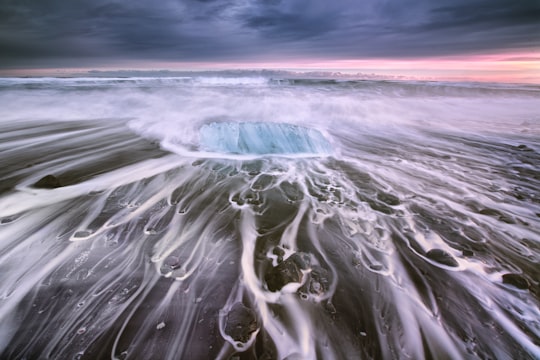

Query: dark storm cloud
[241,1,343,40]
[0,0,538,67]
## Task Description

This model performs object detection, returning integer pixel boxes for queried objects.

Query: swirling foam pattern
[0,74,539,359]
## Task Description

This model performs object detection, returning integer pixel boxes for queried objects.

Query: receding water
[0,74,539,359]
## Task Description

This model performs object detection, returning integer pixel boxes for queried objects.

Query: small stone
[478,208,501,216]
[516,144,533,151]
[367,200,394,215]
[272,247,286,263]
[498,215,516,224]
[426,249,458,267]
[289,253,310,269]
[34,174,62,189]
[377,192,401,206]
[224,303,258,343]
[303,266,331,296]
[462,249,474,257]
[272,247,286,258]
[502,273,529,290]
[164,256,180,268]
[0,217,16,225]
[72,230,92,239]
[369,264,384,271]
[265,254,308,292]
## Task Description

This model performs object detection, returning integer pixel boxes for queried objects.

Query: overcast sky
[0,0,539,70]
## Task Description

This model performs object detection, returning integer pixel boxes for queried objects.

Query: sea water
[0,74,539,359]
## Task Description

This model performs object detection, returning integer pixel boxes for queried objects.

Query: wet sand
[0,76,539,359]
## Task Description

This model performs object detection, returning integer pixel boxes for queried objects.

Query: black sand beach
[0,76,539,359]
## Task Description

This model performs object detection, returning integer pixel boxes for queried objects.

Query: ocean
[0,74,539,359]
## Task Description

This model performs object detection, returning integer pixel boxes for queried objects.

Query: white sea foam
[0,74,538,359]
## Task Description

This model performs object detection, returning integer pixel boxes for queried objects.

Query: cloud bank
[0,0,539,68]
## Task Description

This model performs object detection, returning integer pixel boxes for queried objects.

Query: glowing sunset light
[121,51,540,83]
[6,50,536,84]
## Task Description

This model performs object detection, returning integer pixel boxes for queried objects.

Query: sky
[0,0,539,82]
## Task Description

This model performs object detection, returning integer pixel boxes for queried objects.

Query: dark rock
[290,253,310,269]
[265,253,308,292]
[224,303,258,343]
[502,273,530,290]
[516,144,533,152]
[72,230,92,238]
[426,249,459,267]
[377,192,401,206]
[478,208,501,216]
[478,208,516,223]
[498,215,516,224]
[272,247,286,263]
[272,247,286,258]
[33,174,62,189]
[303,266,331,296]
[462,249,474,257]
[0,216,16,225]
[367,199,394,215]
[160,256,181,275]
[231,195,245,206]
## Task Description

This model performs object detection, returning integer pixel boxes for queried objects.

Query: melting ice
[199,122,332,155]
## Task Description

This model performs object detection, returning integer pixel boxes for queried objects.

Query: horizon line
[0,53,539,85]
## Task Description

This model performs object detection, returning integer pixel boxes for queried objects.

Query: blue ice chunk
[199,122,332,155]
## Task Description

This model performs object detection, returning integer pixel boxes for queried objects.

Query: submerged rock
[33,174,62,189]
[426,249,459,267]
[502,273,530,290]
[224,303,258,343]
